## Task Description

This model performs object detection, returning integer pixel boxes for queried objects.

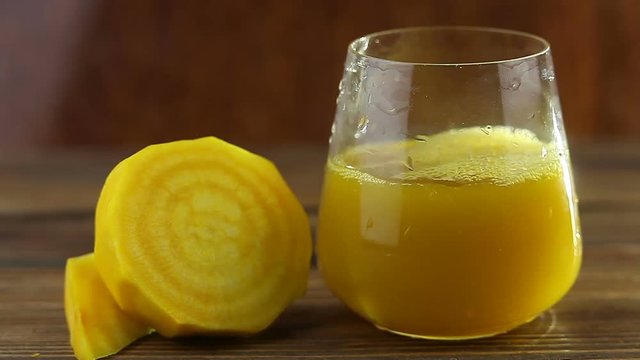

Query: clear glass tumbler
[316,27,582,340]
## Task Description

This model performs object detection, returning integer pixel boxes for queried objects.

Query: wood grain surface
[1,0,640,147]
[1,142,639,359]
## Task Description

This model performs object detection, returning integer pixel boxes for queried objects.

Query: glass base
[374,314,540,340]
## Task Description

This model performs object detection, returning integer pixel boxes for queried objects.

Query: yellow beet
[64,253,152,360]
[94,137,312,337]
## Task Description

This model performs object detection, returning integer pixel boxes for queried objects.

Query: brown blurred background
[1,0,639,148]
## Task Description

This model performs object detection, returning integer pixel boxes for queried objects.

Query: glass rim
[349,26,551,67]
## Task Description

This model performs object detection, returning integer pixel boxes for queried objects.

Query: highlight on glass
[316,26,582,340]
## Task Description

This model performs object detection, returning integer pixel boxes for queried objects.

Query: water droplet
[404,156,414,171]
[542,68,556,81]
[356,117,368,131]
[415,135,429,142]
[354,117,369,139]
[529,113,536,119]
[509,78,521,90]
[403,226,412,238]
[341,103,346,111]
[481,125,493,135]
[374,102,409,115]
[366,218,374,229]
[367,94,373,104]
[541,147,548,158]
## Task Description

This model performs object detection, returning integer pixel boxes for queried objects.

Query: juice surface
[316,126,582,339]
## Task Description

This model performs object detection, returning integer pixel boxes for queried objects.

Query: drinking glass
[316,27,582,340]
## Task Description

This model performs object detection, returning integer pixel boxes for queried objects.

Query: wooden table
[1,143,639,359]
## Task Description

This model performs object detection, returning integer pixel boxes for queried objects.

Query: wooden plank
[1,241,639,360]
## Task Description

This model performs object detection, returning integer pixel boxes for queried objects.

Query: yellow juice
[316,126,581,339]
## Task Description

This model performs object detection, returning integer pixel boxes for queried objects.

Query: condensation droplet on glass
[357,117,368,131]
[529,113,536,119]
[542,68,556,81]
[374,101,410,115]
[341,103,346,111]
[510,78,521,91]
[481,125,493,135]
[403,226,412,238]
[541,147,548,158]
[404,155,414,171]
[367,93,373,104]
[415,134,429,142]
[354,117,369,139]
